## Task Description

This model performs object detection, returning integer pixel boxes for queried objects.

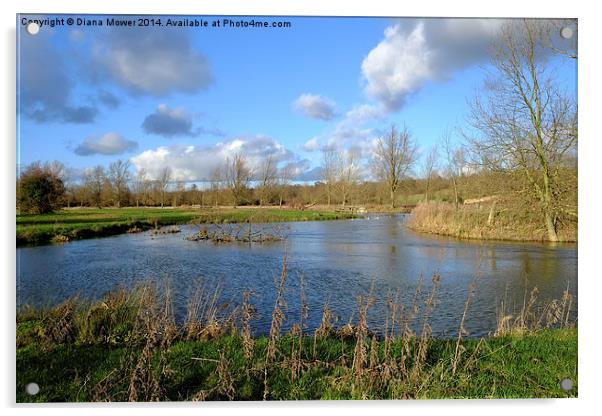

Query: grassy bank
[408,202,577,243]
[16,207,358,246]
[17,328,577,401]
[16,275,577,401]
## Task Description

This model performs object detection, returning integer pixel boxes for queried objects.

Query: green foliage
[17,162,66,214]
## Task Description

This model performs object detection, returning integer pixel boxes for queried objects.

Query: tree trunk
[544,209,558,242]
[487,199,497,226]
[452,177,459,211]
[390,189,395,209]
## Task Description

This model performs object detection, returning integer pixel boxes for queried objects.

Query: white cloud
[344,104,385,125]
[302,137,320,152]
[74,132,138,156]
[131,136,299,181]
[361,19,504,111]
[293,93,337,121]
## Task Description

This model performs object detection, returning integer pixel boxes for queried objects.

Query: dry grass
[408,202,577,242]
[494,283,575,336]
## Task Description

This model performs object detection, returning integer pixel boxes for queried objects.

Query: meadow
[16,207,357,246]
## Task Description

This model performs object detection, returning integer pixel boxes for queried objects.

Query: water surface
[16,214,577,338]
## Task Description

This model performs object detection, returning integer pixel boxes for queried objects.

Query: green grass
[16,207,358,246]
[16,285,577,402]
[16,328,577,402]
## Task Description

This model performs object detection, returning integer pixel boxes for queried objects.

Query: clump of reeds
[184,281,226,340]
[452,271,481,375]
[266,253,288,363]
[41,296,79,345]
[240,291,255,360]
[351,281,375,384]
[494,282,575,336]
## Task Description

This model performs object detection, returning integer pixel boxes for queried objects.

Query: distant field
[16,207,358,246]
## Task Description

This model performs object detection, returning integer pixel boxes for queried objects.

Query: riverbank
[16,282,577,401]
[16,207,358,246]
[408,202,577,243]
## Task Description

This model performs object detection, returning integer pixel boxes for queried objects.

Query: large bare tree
[84,165,106,208]
[277,164,294,208]
[157,166,172,208]
[225,154,252,207]
[320,148,340,206]
[422,146,439,203]
[336,149,361,207]
[108,159,131,208]
[441,128,465,211]
[133,167,150,207]
[210,165,222,207]
[257,154,277,206]
[467,19,577,241]
[371,124,418,208]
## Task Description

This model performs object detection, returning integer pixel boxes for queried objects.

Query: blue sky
[16,15,577,183]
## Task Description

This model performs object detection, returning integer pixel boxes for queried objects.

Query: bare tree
[47,161,67,181]
[225,154,252,207]
[371,124,418,208]
[320,148,340,206]
[257,154,277,206]
[173,180,186,207]
[108,160,131,208]
[422,146,439,203]
[133,168,150,207]
[210,165,222,207]
[157,167,172,208]
[467,19,577,242]
[84,165,106,208]
[336,149,361,207]
[277,164,294,208]
[442,128,465,211]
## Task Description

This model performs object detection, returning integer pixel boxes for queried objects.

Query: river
[16,214,577,338]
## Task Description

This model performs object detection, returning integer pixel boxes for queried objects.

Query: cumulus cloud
[93,28,212,96]
[142,104,194,137]
[19,31,97,124]
[131,136,298,182]
[361,19,504,111]
[74,132,138,156]
[293,94,337,121]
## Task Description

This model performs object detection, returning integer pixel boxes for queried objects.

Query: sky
[16,15,577,184]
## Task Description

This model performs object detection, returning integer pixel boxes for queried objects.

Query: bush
[17,162,65,214]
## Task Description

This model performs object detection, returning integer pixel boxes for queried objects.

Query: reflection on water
[16,214,577,338]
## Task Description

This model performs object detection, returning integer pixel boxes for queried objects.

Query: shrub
[17,162,65,214]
